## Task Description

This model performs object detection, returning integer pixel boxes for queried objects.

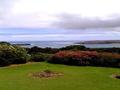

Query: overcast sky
[1,0,120,28]
[0,0,120,41]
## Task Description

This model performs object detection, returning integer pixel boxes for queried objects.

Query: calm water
[10,41,120,48]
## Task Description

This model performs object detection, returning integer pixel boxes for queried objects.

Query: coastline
[76,40,120,44]
[8,40,120,48]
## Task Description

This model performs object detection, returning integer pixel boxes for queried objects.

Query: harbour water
[10,41,120,48]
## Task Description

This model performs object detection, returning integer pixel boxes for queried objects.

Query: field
[0,62,120,90]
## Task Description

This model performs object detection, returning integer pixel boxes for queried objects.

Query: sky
[0,0,120,41]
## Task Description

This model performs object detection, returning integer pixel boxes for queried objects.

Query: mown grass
[0,62,120,90]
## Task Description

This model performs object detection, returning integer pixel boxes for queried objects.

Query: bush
[60,45,86,51]
[96,52,120,67]
[48,51,120,67]
[27,46,58,54]
[31,53,52,62]
[89,48,120,54]
[12,46,30,64]
[0,44,30,66]
[0,41,11,45]
[47,51,98,66]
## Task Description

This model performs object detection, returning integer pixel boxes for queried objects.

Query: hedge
[47,51,120,67]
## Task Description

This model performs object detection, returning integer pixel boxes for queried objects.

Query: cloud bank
[1,0,120,29]
[53,13,120,29]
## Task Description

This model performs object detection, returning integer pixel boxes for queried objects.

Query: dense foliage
[48,51,120,67]
[47,51,98,66]
[97,52,120,67]
[26,45,120,54]
[0,44,29,66]
[26,46,58,54]
[0,41,120,67]
[59,45,86,51]
[0,42,11,45]
[30,53,52,62]
[89,48,120,54]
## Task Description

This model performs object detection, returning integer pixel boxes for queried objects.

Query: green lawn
[0,62,120,90]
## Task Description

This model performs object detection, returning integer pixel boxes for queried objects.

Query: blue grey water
[10,41,120,48]
[1,28,120,41]
[1,28,120,48]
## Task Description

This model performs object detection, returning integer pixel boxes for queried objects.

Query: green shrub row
[0,42,120,67]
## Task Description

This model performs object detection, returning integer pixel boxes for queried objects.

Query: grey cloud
[53,13,120,29]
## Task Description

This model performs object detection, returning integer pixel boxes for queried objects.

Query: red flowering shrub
[47,51,98,66]
[47,51,120,67]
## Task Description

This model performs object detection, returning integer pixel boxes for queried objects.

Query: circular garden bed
[31,70,63,78]
[111,74,120,79]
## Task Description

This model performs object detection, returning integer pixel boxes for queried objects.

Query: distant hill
[76,40,120,44]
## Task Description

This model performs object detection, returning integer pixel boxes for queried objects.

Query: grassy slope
[0,62,120,90]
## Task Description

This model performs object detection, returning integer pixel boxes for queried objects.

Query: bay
[10,41,120,48]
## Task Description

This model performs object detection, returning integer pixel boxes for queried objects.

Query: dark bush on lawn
[97,52,120,67]
[0,44,30,66]
[48,51,98,66]
[31,53,52,62]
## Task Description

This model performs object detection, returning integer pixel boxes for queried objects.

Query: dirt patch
[111,74,120,79]
[31,70,63,78]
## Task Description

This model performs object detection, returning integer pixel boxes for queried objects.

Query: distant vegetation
[76,40,120,44]
[26,45,120,54]
[27,46,58,54]
[0,41,11,45]
[0,41,120,67]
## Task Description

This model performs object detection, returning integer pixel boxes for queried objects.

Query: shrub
[96,52,120,67]
[0,45,30,66]
[48,51,120,67]
[27,46,58,54]
[48,51,98,66]
[12,46,30,64]
[0,41,11,45]
[60,45,86,51]
[31,53,52,62]
[89,48,120,54]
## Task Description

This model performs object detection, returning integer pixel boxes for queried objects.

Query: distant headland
[12,43,31,46]
[76,40,120,44]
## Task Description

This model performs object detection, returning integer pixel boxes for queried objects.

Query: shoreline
[76,40,120,44]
